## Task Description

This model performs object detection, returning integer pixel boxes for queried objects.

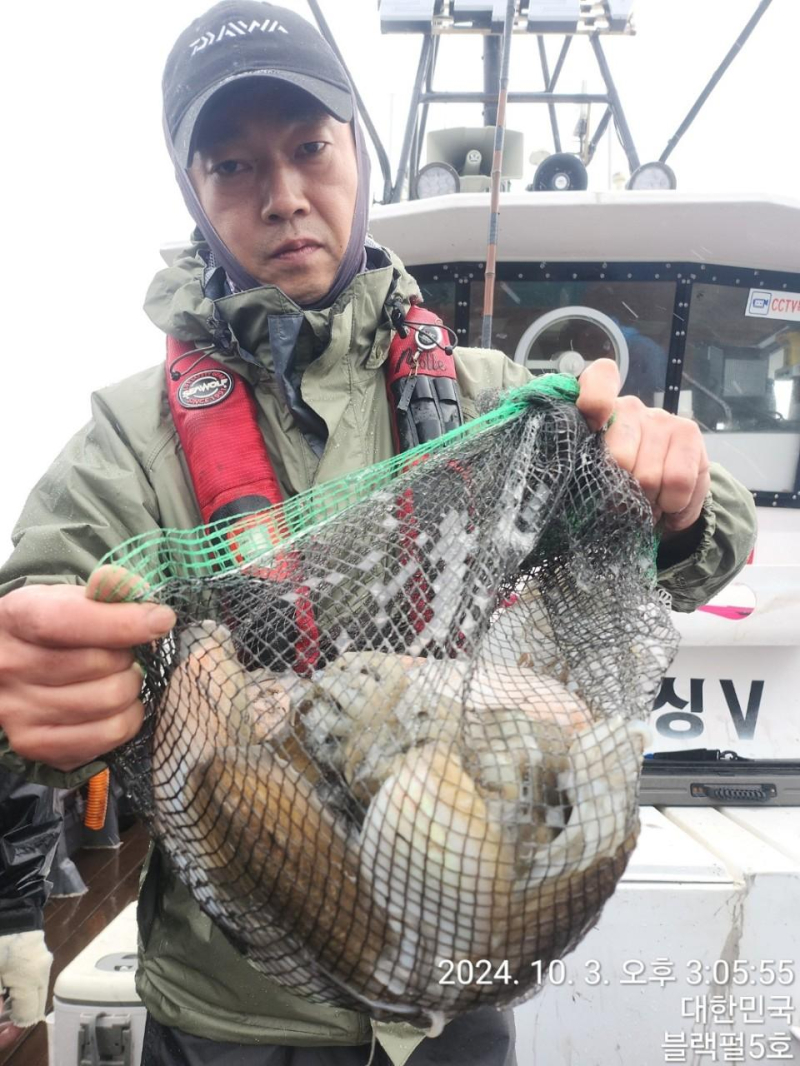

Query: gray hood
[163,88,372,308]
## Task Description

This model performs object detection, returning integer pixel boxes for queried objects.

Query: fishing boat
[364,3,800,1061]
[16,3,800,1065]
[371,179,800,1061]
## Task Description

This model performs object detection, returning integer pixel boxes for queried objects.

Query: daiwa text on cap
[164,0,354,169]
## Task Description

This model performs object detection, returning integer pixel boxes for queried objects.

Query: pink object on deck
[697,604,754,621]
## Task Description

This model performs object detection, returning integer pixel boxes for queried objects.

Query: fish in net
[89,375,679,1032]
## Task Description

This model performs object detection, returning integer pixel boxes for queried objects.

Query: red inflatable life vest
[164,301,463,672]
[165,301,461,525]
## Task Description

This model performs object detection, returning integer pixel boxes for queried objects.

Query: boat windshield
[416,267,800,501]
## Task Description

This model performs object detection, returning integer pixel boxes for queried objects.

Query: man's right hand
[0,579,175,772]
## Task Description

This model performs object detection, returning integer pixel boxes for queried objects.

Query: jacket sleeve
[452,345,758,612]
[0,769,61,935]
[0,390,162,788]
[655,464,757,613]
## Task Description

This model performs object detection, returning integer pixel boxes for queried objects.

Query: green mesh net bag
[92,375,678,1031]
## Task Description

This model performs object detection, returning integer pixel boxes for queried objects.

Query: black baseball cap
[164,1,354,168]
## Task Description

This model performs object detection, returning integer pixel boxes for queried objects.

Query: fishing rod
[481,0,516,350]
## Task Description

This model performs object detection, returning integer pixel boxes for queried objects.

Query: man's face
[189,83,358,305]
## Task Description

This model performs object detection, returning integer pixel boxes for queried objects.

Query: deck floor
[0,821,150,1066]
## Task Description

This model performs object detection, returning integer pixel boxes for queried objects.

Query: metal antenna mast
[381,1,640,204]
[659,0,774,165]
[306,0,394,203]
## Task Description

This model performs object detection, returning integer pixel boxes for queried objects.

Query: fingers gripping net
[95,376,678,1028]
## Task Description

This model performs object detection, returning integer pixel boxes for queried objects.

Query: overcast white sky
[2,0,798,544]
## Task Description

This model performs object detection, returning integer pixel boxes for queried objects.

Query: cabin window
[417,280,456,329]
[468,280,675,407]
[683,285,800,494]
[408,262,800,501]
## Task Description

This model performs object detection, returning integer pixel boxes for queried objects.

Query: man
[0,2,756,1063]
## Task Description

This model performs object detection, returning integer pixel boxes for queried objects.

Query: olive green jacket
[0,241,756,1063]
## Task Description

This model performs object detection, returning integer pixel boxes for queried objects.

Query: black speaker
[528,153,589,192]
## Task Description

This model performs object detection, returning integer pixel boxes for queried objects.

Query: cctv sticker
[746,287,800,321]
[746,290,772,316]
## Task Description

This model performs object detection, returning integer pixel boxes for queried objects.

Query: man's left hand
[576,358,710,539]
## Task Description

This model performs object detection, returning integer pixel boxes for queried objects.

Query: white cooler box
[50,902,145,1066]
[514,806,800,1065]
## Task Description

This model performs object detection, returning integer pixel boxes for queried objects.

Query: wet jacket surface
[0,241,757,1061]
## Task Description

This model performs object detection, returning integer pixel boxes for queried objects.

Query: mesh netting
[93,375,678,1030]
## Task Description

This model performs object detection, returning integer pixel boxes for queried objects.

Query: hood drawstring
[168,344,217,382]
